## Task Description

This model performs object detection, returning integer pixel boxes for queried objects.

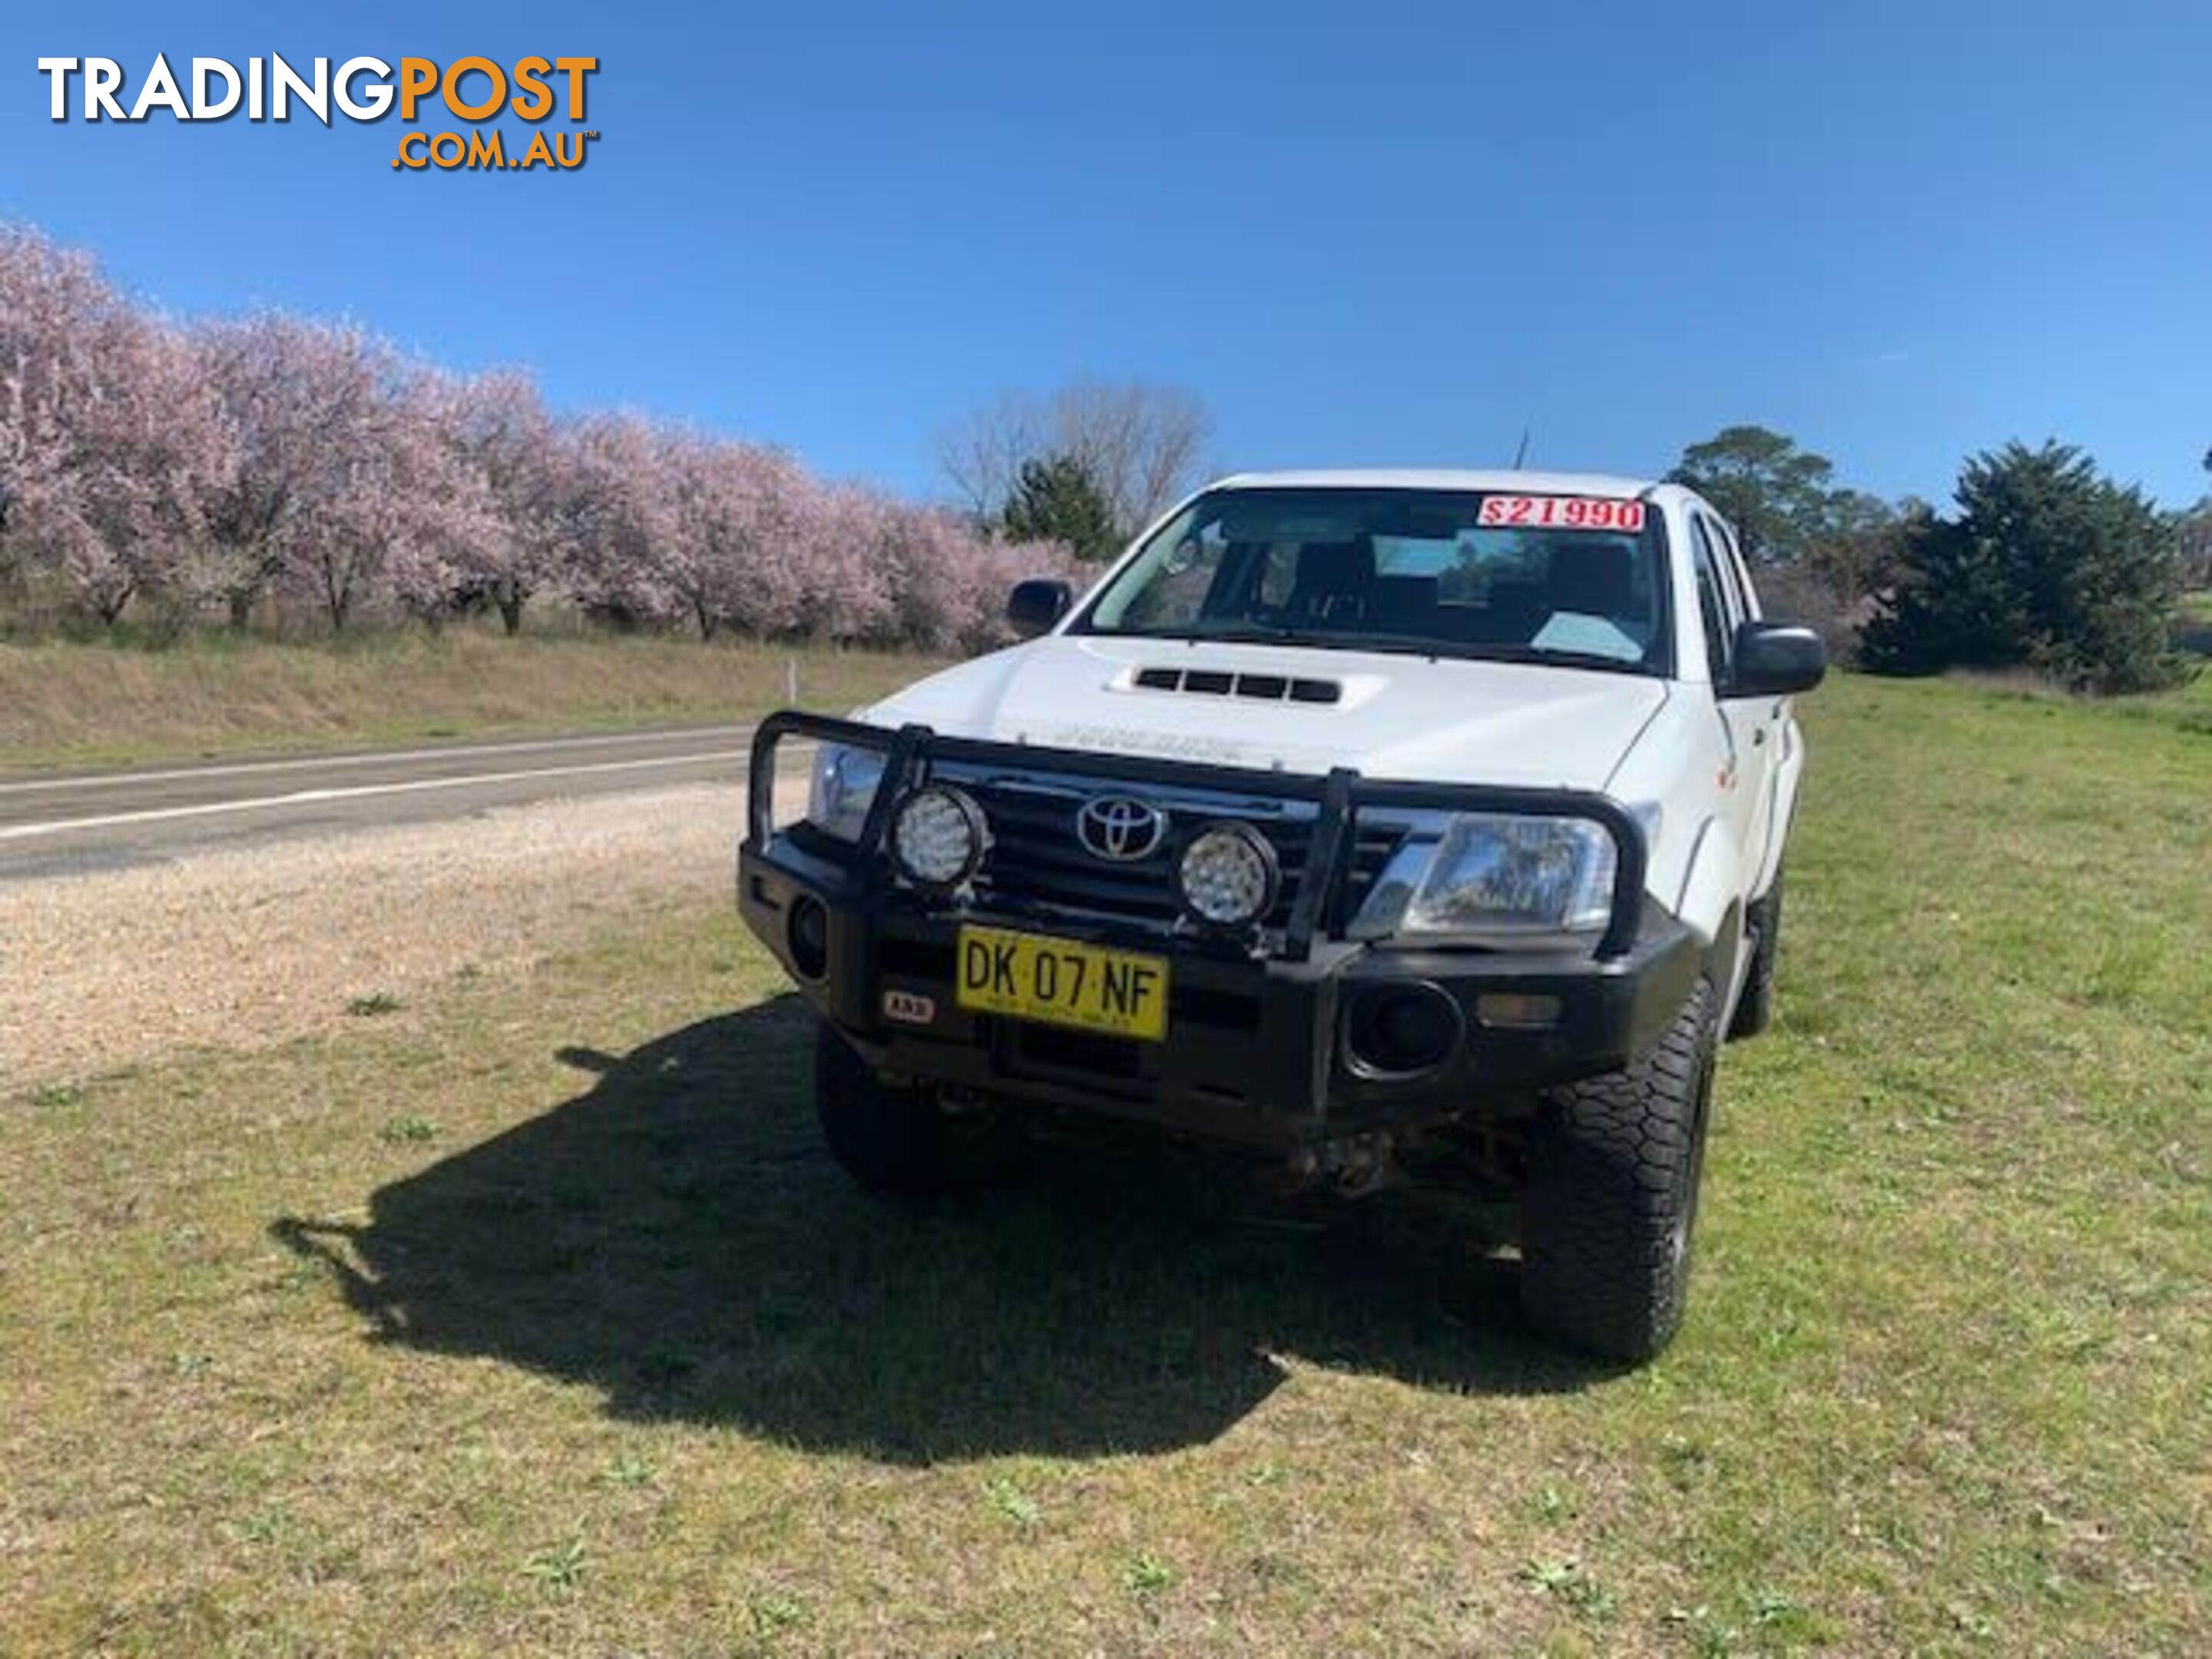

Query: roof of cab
[1208,468,1662,499]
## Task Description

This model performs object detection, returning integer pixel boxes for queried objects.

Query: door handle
[1752,728,1767,747]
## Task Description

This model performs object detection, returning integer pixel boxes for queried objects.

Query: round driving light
[1175,821,1280,929]
[890,784,987,889]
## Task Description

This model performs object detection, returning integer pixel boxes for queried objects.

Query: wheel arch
[1671,813,1747,945]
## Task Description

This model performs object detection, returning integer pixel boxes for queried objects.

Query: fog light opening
[1345,983,1462,1077]
[786,894,830,980]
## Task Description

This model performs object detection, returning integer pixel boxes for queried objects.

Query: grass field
[3,673,2207,1655]
[0,631,943,770]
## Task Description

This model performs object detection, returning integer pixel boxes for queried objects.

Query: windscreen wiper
[1117,624,1650,673]
[1131,621,1433,651]
[1442,642,1654,674]
[1178,625,1484,661]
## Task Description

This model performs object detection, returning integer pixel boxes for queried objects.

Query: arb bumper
[739,714,1704,1153]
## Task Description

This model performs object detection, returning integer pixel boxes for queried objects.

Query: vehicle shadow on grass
[273,993,1616,1462]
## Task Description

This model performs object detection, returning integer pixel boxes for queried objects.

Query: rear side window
[1690,517,1739,683]
[1705,515,1759,623]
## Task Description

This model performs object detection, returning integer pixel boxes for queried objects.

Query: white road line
[0,725,753,796]
[0,750,743,842]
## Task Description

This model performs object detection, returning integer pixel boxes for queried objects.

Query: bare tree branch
[935,382,1212,535]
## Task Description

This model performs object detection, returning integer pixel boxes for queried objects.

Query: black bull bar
[745,711,1649,960]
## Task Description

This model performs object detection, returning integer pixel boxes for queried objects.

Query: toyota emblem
[1077,795,1167,863]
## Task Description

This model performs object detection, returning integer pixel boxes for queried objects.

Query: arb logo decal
[882,989,937,1026]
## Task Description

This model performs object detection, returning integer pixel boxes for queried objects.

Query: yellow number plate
[955,925,1170,1042]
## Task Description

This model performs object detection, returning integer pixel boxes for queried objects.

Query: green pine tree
[1667,425,1843,565]
[1000,452,1123,563]
[1863,442,2187,694]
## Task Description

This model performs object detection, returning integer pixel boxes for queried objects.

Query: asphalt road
[0,724,758,882]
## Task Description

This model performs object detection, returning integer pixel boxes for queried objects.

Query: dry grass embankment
[0,631,942,770]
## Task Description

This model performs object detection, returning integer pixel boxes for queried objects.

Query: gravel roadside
[0,776,803,1089]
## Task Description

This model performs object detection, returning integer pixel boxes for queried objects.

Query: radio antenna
[1512,428,1532,469]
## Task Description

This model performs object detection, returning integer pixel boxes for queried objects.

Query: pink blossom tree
[788,482,897,644]
[561,412,677,629]
[418,369,586,634]
[1,217,1081,648]
[653,431,819,640]
[0,226,231,625]
[855,492,1075,652]
[195,315,467,632]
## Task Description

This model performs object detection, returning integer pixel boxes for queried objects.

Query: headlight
[806,742,887,841]
[889,784,988,889]
[1351,809,1652,945]
[1406,815,1617,935]
[1175,822,1280,929]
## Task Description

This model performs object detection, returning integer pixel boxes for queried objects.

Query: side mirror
[1006,578,1073,639]
[1727,620,1826,698]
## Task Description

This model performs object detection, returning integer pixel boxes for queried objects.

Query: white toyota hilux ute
[739,469,1824,1360]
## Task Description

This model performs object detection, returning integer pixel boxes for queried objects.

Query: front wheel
[813,1019,1023,1196]
[1518,980,1718,1362]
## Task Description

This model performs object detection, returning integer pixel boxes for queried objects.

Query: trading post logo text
[35,55,601,173]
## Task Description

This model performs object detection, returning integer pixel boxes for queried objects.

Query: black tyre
[813,1018,1022,1196]
[1728,869,1783,1041]
[1518,980,1718,1362]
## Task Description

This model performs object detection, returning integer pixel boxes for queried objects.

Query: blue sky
[8,1,2210,508]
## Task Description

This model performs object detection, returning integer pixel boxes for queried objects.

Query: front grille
[955,774,1402,932]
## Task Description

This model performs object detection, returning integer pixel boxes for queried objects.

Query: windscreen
[1077,487,1671,675]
